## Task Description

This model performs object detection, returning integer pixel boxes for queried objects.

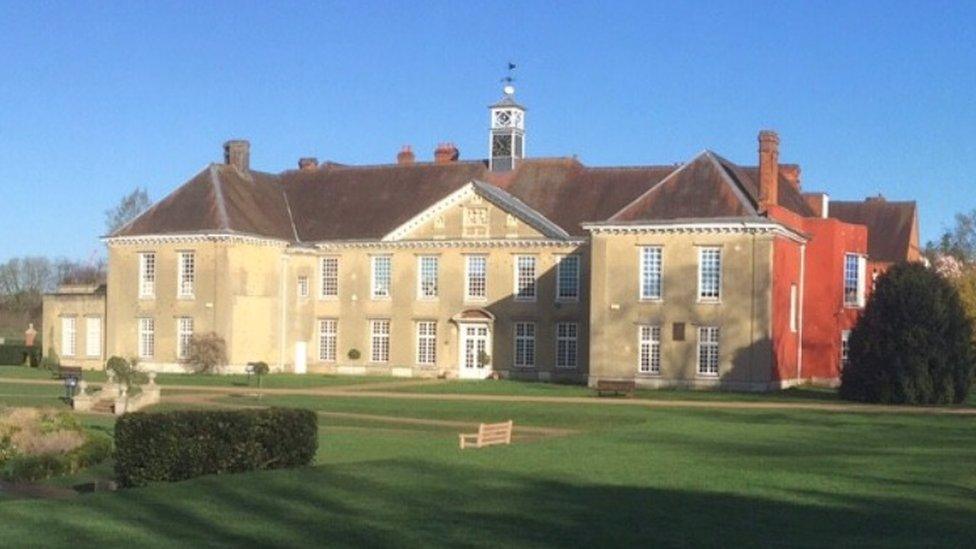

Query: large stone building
[43,87,919,390]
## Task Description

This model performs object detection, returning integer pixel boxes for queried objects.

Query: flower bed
[0,407,112,482]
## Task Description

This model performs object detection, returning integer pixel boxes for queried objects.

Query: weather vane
[501,62,516,95]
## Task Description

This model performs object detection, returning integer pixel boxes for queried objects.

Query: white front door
[458,324,491,379]
[294,341,307,374]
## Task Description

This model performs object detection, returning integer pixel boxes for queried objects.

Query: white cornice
[582,221,808,243]
[382,183,477,241]
[312,238,586,251]
[103,233,289,247]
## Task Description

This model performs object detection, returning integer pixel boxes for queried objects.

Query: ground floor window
[697,326,720,376]
[416,321,437,365]
[85,317,101,358]
[370,319,390,363]
[176,317,193,360]
[319,319,337,362]
[61,317,76,357]
[638,325,661,374]
[841,330,851,370]
[138,317,155,359]
[555,322,578,368]
[514,322,536,368]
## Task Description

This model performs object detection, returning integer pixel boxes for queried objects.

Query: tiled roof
[829,198,918,262]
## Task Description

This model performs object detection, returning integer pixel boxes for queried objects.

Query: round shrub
[841,262,976,404]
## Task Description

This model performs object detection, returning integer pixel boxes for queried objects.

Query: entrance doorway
[458,324,491,379]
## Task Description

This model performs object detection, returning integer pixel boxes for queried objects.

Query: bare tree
[104,187,151,235]
[927,209,976,264]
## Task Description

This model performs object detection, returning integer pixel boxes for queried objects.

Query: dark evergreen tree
[841,262,975,404]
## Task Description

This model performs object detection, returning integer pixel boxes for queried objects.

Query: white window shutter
[857,256,867,307]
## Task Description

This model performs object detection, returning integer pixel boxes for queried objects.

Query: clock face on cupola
[489,85,526,172]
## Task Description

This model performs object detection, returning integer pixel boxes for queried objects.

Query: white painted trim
[583,221,808,244]
[383,183,477,241]
[105,233,289,247]
[314,238,585,251]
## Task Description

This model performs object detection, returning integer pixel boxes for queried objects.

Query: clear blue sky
[1,0,973,261]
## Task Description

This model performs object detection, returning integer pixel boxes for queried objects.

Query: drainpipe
[797,242,806,381]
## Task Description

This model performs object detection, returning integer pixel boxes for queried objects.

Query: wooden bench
[459,420,513,449]
[595,379,635,398]
[57,366,83,380]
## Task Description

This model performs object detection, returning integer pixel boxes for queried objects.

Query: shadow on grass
[0,459,972,547]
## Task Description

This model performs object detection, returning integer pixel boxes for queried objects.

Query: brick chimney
[434,143,459,164]
[224,140,250,172]
[758,130,779,213]
[397,145,415,165]
[298,157,318,170]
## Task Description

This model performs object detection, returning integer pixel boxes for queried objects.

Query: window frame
[639,246,663,301]
[369,319,391,363]
[465,255,488,302]
[297,275,309,299]
[319,318,337,362]
[320,257,339,299]
[138,252,155,299]
[371,255,392,300]
[61,316,77,357]
[177,251,195,299]
[555,322,579,369]
[138,317,155,359]
[513,255,537,302]
[638,324,661,375]
[697,247,722,303]
[513,321,536,368]
[697,326,720,377]
[841,330,851,370]
[555,255,580,302]
[417,255,439,300]
[843,253,866,308]
[176,317,194,360]
[416,320,437,365]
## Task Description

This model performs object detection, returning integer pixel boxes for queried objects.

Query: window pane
[319,319,337,362]
[515,256,537,300]
[844,254,860,305]
[321,257,339,297]
[85,317,101,358]
[418,256,439,298]
[61,317,76,357]
[514,322,536,367]
[556,322,578,368]
[639,325,660,374]
[371,320,390,362]
[139,253,155,298]
[641,247,662,299]
[416,321,437,365]
[466,256,487,299]
[139,318,155,359]
[372,256,391,298]
[557,256,580,300]
[178,252,195,298]
[697,326,720,375]
[698,248,721,301]
[177,317,194,360]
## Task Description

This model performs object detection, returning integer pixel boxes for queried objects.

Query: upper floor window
[138,252,155,298]
[297,275,309,298]
[177,251,195,298]
[418,256,439,299]
[555,322,578,369]
[638,325,661,375]
[320,257,338,298]
[640,247,663,300]
[371,256,392,299]
[138,317,155,359]
[844,254,866,307]
[176,317,194,360]
[514,255,537,301]
[61,317,76,357]
[697,326,720,376]
[698,247,722,302]
[466,255,487,301]
[556,255,580,301]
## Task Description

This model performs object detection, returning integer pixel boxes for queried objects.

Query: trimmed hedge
[114,407,318,487]
[1,432,113,482]
[0,345,39,367]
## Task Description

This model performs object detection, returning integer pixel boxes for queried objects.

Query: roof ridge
[703,151,759,217]
[471,180,570,240]
[606,151,707,221]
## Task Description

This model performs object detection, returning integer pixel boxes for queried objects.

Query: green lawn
[1,374,975,546]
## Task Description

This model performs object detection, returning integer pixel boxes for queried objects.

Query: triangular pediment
[382,181,570,241]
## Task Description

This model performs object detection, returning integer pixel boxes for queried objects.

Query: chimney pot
[434,142,459,164]
[224,140,250,172]
[397,145,415,165]
[298,157,318,170]
[758,130,779,213]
